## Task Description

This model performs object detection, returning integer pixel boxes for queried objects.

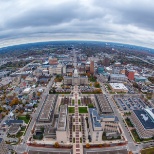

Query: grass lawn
[78,100,81,105]
[141,147,154,154]
[125,118,134,127]
[21,126,26,131]
[68,107,75,113]
[18,116,30,124]
[131,129,141,142]
[72,99,74,105]
[78,107,88,113]
[88,104,94,108]
[89,76,97,82]
[16,131,24,138]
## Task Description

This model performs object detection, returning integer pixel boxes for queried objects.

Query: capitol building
[63,69,88,85]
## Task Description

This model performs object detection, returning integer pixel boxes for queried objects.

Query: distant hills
[0,41,154,54]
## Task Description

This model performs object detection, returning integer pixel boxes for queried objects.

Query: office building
[88,108,120,142]
[110,74,128,82]
[125,69,135,80]
[130,108,154,139]
[90,60,94,74]
[64,69,88,85]
[56,105,68,143]
[109,83,128,93]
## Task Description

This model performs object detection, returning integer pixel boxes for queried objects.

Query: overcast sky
[0,0,154,48]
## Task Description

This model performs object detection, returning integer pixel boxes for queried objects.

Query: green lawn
[125,118,134,127]
[78,107,88,113]
[18,116,30,124]
[131,129,141,142]
[89,76,97,82]
[141,147,154,154]
[68,107,75,113]
[21,126,26,131]
[78,100,81,105]
[16,131,24,138]
[72,99,74,105]
[88,104,94,108]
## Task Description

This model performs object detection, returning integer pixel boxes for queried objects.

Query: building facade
[63,69,88,86]
[90,60,94,74]
[125,69,135,80]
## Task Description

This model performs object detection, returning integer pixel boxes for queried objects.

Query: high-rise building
[125,69,135,80]
[90,60,94,74]
[0,138,8,154]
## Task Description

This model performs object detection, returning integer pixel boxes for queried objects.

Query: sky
[0,0,154,48]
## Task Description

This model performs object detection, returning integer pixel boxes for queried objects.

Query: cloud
[0,0,154,48]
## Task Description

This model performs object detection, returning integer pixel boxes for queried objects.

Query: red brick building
[90,61,94,74]
[125,69,135,80]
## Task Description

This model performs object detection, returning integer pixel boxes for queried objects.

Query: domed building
[63,69,88,85]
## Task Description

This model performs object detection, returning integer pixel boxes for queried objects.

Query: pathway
[73,85,83,154]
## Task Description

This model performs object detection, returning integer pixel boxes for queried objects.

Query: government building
[63,69,88,85]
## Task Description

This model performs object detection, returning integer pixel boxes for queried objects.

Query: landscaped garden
[88,104,94,108]
[18,114,30,124]
[125,117,134,127]
[78,107,88,113]
[68,107,75,113]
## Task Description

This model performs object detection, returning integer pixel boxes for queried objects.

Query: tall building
[0,138,8,154]
[90,60,94,74]
[125,69,135,80]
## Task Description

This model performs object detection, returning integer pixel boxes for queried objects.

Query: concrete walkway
[73,85,83,154]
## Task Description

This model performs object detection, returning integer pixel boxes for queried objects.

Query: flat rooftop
[38,95,57,122]
[109,83,128,91]
[134,110,154,129]
[57,105,67,131]
[110,74,127,78]
[95,94,113,114]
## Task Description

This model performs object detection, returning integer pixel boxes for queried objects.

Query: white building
[109,83,128,93]
[56,105,68,143]
[23,87,31,94]
[88,108,120,142]
[63,69,88,85]
[49,64,62,75]
[110,74,128,82]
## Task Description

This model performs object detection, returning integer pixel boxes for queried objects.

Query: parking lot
[79,86,94,93]
[114,95,152,111]
[124,85,135,94]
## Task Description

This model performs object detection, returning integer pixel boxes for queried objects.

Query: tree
[86,143,90,148]
[37,92,41,97]
[33,92,36,98]
[98,144,102,147]
[54,142,60,148]
[94,82,100,88]
[26,114,30,119]
[10,97,20,106]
